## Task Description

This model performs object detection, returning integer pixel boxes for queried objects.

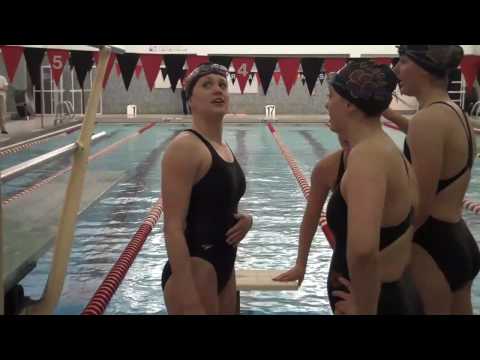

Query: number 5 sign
[232,58,254,94]
[47,49,70,87]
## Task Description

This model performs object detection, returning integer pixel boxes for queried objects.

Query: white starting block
[235,269,299,313]
[127,104,137,118]
[265,105,276,120]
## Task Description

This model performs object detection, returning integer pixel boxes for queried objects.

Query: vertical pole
[40,71,45,129]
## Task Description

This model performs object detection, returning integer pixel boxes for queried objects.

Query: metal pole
[40,80,45,129]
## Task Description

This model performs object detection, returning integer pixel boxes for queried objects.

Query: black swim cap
[397,45,464,78]
[328,60,398,117]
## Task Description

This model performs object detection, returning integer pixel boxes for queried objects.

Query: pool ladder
[54,101,75,126]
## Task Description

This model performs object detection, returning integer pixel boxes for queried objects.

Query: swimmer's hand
[332,277,357,315]
[273,265,305,286]
[225,213,253,246]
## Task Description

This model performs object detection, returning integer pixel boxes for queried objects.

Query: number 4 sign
[47,49,70,87]
[232,58,254,94]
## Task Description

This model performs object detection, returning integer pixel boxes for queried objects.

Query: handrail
[0,124,82,156]
[1,132,106,182]
[470,100,480,117]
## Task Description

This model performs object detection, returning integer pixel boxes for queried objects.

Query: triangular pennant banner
[47,49,70,88]
[232,58,254,94]
[115,62,121,76]
[135,64,142,79]
[116,53,140,91]
[324,58,347,73]
[164,55,186,92]
[186,55,209,77]
[255,57,277,95]
[248,73,255,85]
[460,55,480,94]
[209,56,232,70]
[140,54,163,91]
[161,68,168,80]
[278,58,300,95]
[69,50,94,89]
[24,47,46,89]
[0,46,24,83]
[301,58,324,96]
[301,75,306,86]
[93,52,116,88]
[230,72,236,85]
[273,72,281,85]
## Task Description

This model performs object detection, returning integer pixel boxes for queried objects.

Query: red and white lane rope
[82,197,164,315]
[2,122,156,206]
[266,122,335,249]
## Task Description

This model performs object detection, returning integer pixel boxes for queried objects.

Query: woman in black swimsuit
[384,45,480,314]
[276,60,422,314]
[161,63,252,315]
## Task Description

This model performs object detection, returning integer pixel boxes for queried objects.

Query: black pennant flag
[69,50,94,89]
[301,58,324,96]
[248,73,255,85]
[163,55,186,92]
[209,56,232,69]
[117,53,140,90]
[161,68,168,80]
[255,57,277,95]
[24,48,45,89]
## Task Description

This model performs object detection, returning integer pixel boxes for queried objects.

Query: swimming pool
[3,123,480,314]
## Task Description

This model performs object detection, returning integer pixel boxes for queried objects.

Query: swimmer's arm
[408,111,444,229]
[383,108,410,134]
[344,150,383,315]
[162,138,204,312]
[296,153,339,268]
[274,152,340,284]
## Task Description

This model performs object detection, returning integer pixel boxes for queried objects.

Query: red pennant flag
[278,58,300,95]
[140,54,163,91]
[93,52,117,89]
[135,64,142,79]
[324,58,347,73]
[115,62,121,76]
[460,55,480,94]
[273,72,281,85]
[232,58,255,94]
[47,49,70,88]
[186,55,209,77]
[0,45,24,82]
[374,58,393,66]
